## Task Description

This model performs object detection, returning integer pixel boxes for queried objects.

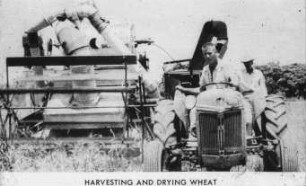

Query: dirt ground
[286,101,306,171]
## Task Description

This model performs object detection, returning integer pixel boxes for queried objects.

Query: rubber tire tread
[153,100,176,146]
[264,95,287,138]
[143,140,164,172]
[265,95,298,171]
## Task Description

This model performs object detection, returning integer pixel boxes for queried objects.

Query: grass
[0,139,142,172]
[286,100,306,171]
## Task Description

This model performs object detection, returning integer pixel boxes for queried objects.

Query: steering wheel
[200,82,238,92]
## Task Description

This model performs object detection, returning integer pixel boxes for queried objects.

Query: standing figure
[238,54,268,137]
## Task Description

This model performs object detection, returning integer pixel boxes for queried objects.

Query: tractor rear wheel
[263,95,298,171]
[264,95,287,139]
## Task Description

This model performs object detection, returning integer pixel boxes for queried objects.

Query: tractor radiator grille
[224,111,242,151]
[198,109,242,155]
[198,112,219,154]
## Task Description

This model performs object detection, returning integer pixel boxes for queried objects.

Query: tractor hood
[196,88,244,112]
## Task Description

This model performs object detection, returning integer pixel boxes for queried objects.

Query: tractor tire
[143,140,164,172]
[152,100,177,147]
[264,95,288,139]
[264,95,298,171]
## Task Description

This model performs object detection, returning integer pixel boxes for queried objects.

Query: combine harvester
[0,4,158,145]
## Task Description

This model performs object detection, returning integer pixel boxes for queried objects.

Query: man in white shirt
[177,42,236,93]
[199,42,234,87]
[238,57,267,98]
[238,56,268,137]
[176,42,237,134]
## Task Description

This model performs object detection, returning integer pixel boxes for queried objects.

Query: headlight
[185,95,196,110]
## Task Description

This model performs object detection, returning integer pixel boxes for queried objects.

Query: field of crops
[286,101,306,171]
[257,63,306,99]
[0,100,305,172]
[0,139,142,172]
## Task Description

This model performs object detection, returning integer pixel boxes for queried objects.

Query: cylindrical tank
[57,26,98,106]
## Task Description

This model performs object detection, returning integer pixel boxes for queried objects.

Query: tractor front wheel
[143,140,166,172]
[143,140,181,172]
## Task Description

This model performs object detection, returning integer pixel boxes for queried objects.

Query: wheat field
[1,140,142,172]
[286,101,306,171]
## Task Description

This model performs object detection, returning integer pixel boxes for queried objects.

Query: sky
[0,0,305,82]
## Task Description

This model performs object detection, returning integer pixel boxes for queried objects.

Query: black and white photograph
[0,0,305,185]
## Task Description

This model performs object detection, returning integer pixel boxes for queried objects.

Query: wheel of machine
[263,95,298,171]
[143,99,184,172]
[143,140,181,172]
[152,100,177,147]
[264,95,288,139]
[143,140,165,172]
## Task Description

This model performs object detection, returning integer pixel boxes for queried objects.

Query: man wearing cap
[238,56,267,97]
[238,55,268,137]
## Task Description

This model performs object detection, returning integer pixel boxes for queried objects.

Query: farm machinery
[0,2,298,172]
[0,4,158,142]
[143,21,299,171]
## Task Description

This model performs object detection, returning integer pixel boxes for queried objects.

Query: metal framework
[0,55,156,141]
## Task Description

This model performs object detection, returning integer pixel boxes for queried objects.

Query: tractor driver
[176,40,237,135]
[176,41,236,93]
[199,42,235,89]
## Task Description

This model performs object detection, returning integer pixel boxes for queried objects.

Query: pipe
[64,5,132,55]
[25,5,97,34]
[25,11,65,33]
[26,4,132,55]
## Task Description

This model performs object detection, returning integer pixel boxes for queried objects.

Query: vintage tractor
[143,21,298,171]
